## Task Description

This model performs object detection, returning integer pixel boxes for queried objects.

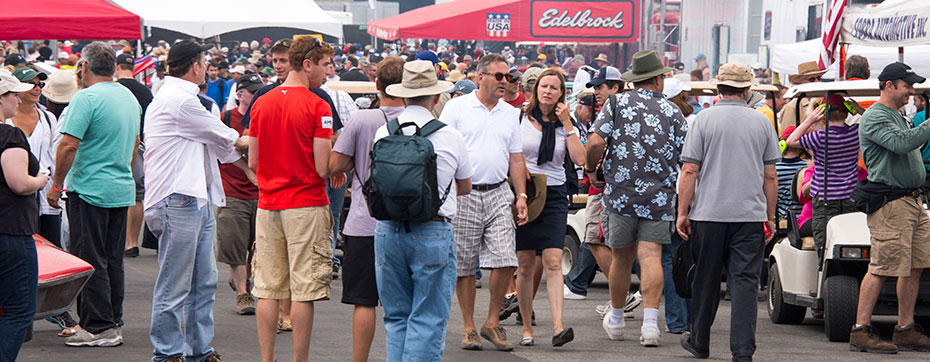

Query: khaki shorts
[584,193,605,245]
[215,196,258,265]
[252,206,333,302]
[866,196,930,277]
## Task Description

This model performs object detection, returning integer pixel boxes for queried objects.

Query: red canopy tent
[0,0,141,40]
[368,0,640,43]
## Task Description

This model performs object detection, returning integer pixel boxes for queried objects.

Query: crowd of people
[1,34,930,362]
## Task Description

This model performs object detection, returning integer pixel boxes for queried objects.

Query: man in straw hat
[585,50,687,347]
[779,60,825,131]
[372,59,473,361]
[676,62,781,361]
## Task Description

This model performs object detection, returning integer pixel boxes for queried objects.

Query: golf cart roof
[784,79,930,99]
[685,82,781,96]
[325,81,378,94]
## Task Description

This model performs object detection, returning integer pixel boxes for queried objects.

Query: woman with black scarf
[514,69,585,347]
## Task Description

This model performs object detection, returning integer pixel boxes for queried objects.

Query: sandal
[520,336,535,346]
[278,319,292,332]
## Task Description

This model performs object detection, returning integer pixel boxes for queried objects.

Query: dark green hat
[12,67,47,82]
[621,50,673,83]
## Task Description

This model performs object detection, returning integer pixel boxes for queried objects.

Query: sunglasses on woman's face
[483,72,515,82]
[29,80,45,89]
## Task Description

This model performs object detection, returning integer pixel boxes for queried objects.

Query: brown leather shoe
[203,351,222,362]
[893,323,930,352]
[460,330,482,350]
[480,324,514,351]
[164,356,185,362]
[849,324,897,354]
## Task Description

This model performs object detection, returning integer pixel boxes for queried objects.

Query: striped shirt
[799,124,859,201]
[776,157,808,220]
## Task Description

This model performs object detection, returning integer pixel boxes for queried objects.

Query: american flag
[133,55,156,87]
[818,0,847,71]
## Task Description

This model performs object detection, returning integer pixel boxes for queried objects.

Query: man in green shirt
[47,41,141,347]
[852,62,930,353]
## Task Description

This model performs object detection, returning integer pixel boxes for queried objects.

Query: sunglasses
[272,39,293,49]
[29,80,45,89]
[259,73,270,78]
[483,72,515,82]
[807,76,822,82]
[303,38,322,60]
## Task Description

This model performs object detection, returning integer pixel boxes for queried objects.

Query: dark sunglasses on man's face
[483,72,514,82]
[807,76,822,82]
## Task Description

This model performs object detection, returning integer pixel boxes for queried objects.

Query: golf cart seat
[784,210,816,250]
[800,237,816,251]
[34,235,94,320]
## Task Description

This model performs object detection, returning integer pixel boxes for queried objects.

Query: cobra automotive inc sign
[530,0,639,41]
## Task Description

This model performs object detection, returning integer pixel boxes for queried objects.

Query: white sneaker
[595,300,612,317]
[564,285,586,300]
[640,325,660,347]
[65,328,123,347]
[602,314,625,341]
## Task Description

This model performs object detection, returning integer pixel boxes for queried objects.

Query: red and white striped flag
[818,0,847,70]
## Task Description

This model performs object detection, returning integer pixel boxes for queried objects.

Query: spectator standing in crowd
[6,67,58,246]
[42,70,78,119]
[205,61,228,108]
[757,84,787,131]
[216,74,263,316]
[0,71,49,362]
[321,62,358,273]
[851,62,930,353]
[372,59,473,362]
[441,53,528,352]
[115,53,154,258]
[329,56,405,362]
[585,50,686,347]
[144,40,243,362]
[845,55,871,80]
[247,36,335,362]
[515,69,585,347]
[676,63,780,362]
[48,41,141,347]
[779,61,824,131]
[340,55,369,82]
[503,68,525,107]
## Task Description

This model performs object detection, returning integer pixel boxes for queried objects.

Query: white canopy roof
[114,0,343,39]
[771,38,930,81]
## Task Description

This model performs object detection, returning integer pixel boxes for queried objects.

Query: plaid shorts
[453,185,518,277]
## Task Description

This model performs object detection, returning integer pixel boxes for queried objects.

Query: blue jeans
[662,233,691,332]
[145,194,218,362]
[375,221,456,362]
[564,242,598,296]
[0,234,37,362]
[327,178,347,266]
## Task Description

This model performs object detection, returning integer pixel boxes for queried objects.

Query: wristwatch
[518,193,528,199]
[584,167,597,174]
[566,128,579,137]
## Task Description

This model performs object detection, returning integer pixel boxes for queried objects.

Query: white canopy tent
[113,0,343,39]
[771,38,930,82]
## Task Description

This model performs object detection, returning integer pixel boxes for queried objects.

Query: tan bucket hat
[446,69,465,83]
[711,63,758,88]
[386,60,453,98]
[796,61,827,78]
[42,70,79,103]
[622,50,673,83]
[594,53,609,63]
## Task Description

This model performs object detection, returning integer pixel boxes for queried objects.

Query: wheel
[824,275,859,342]
[767,263,807,324]
[562,231,580,276]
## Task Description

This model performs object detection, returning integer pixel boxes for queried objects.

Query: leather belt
[907,189,922,198]
[472,180,505,191]
[431,216,452,223]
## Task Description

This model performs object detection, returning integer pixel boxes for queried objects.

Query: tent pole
[899,46,904,63]
[838,43,846,80]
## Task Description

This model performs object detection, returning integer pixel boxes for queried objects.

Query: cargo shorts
[866,195,930,277]
[252,206,333,302]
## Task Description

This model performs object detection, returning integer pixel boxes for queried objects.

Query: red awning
[0,0,141,40]
[368,0,640,43]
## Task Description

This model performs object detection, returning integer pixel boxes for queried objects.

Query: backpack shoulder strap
[386,118,401,135]
[418,119,446,137]
[222,110,232,127]
[519,110,524,123]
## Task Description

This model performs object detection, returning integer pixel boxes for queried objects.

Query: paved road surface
[19,248,927,361]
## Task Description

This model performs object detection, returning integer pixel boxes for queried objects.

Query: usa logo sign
[530,0,639,41]
[487,13,512,37]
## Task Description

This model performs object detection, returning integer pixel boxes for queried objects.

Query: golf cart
[766,79,930,342]
[26,235,94,342]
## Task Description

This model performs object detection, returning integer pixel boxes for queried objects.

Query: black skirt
[516,184,568,251]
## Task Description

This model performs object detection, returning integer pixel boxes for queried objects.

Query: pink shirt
[797,167,814,226]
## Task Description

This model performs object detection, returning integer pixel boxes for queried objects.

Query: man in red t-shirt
[216,73,263,315]
[503,68,526,108]
[247,36,335,362]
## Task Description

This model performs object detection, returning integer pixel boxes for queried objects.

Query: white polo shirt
[439,91,522,185]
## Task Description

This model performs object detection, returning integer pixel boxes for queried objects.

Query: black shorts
[341,235,379,307]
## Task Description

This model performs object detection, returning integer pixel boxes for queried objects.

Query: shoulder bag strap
[386,118,401,135]
[222,110,232,127]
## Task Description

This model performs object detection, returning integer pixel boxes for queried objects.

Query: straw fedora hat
[386,60,453,98]
[791,61,827,83]
[594,53,609,63]
[508,174,548,224]
[711,63,758,88]
[621,50,673,83]
[42,70,78,103]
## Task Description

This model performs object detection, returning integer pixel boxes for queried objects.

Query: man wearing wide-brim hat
[677,62,782,361]
[585,50,688,346]
[780,60,825,131]
[372,59,475,361]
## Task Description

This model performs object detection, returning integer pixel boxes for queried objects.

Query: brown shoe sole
[480,331,514,351]
[849,344,898,354]
[895,343,930,352]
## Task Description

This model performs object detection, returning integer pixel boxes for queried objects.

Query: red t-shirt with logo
[249,86,333,210]
[219,109,258,200]
[505,92,526,108]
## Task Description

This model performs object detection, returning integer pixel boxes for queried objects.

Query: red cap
[826,93,846,107]
[262,37,272,43]
[780,126,797,140]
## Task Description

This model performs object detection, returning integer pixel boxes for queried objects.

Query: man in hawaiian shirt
[584,50,687,347]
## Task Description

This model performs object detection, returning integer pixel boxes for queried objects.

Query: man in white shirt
[142,41,246,362]
[371,59,473,362]
[440,53,528,351]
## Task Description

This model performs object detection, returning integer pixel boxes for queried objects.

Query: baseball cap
[237,73,264,93]
[260,66,274,76]
[12,67,47,82]
[878,62,926,85]
[58,51,69,59]
[780,126,797,141]
[230,65,246,74]
[4,53,26,67]
[240,42,248,48]
[537,54,547,60]
[167,41,212,69]
[509,68,522,82]
[116,53,134,67]
[449,79,477,95]
[0,70,37,94]
[415,51,439,65]
[579,94,596,109]
[586,66,622,88]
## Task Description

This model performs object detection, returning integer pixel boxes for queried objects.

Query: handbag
[672,234,695,299]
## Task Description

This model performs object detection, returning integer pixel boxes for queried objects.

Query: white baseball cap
[230,65,246,74]
[0,70,38,94]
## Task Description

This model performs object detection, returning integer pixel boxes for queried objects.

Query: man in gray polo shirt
[676,63,781,362]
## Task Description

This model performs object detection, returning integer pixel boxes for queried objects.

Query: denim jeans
[0,234,37,362]
[375,220,456,362]
[662,233,691,332]
[145,194,218,362]
[564,242,598,296]
[327,178,347,266]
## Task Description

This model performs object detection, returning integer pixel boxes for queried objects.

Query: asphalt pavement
[18,248,929,362]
